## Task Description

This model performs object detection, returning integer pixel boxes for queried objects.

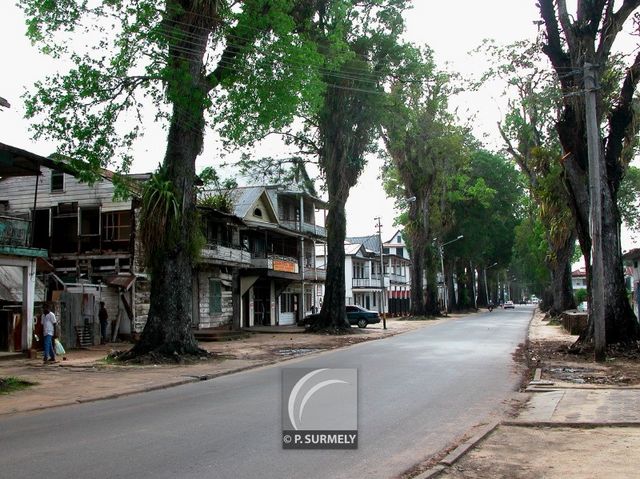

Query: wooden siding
[197,270,233,328]
[0,166,133,214]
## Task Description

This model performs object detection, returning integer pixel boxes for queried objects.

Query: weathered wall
[196,268,233,329]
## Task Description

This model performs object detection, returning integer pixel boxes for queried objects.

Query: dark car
[299,305,381,328]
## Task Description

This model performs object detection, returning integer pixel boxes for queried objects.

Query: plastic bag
[54,338,66,356]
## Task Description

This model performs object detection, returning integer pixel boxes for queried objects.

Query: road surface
[0,306,532,479]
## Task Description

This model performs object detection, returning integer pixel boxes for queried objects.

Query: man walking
[41,304,57,363]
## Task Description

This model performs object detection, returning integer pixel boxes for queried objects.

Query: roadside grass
[0,377,36,395]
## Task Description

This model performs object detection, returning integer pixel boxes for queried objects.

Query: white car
[503,301,515,309]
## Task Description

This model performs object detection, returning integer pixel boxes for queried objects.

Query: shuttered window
[209,279,222,314]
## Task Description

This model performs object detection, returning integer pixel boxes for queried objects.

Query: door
[279,292,297,326]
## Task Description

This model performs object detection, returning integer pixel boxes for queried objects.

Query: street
[0,307,531,479]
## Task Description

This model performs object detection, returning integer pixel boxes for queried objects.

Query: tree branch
[604,49,640,187]
[597,0,640,61]
[539,0,573,88]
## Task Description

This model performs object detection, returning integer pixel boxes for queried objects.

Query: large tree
[480,39,577,315]
[380,47,466,316]
[21,0,326,356]
[538,0,640,345]
[279,0,410,330]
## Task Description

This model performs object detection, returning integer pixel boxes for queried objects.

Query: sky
[0,1,637,249]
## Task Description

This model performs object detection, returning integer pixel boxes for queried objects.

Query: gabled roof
[346,235,380,254]
[228,186,279,224]
[385,229,404,244]
[572,267,587,278]
[265,186,329,209]
[345,243,366,256]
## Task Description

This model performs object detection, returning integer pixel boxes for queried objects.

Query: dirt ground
[204,317,443,361]
[528,313,640,386]
[435,310,640,479]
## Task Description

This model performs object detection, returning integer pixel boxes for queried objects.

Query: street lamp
[438,235,464,315]
[374,216,386,329]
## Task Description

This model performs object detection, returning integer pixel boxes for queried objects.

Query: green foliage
[510,214,550,296]
[0,377,35,395]
[139,165,181,269]
[619,166,640,232]
[19,0,327,174]
[235,154,319,197]
[574,288,588,304]
[197,166,237,213]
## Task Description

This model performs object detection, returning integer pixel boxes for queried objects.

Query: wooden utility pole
[584,62,606,362]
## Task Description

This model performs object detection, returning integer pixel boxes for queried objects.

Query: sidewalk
[0,316,441,416]
[424,311,640,479]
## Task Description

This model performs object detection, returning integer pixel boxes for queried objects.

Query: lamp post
[484,262,498,307]
[374,216,386,329]
[438,235,463,315]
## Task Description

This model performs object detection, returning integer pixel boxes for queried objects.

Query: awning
[104,274,136,291]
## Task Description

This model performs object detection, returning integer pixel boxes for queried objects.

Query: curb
[416,421,500,478]
[0,359,287,417]
[502,420,640,428]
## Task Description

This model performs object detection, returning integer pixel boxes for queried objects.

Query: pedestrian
[41,304,57,363]
[99,301,109,344]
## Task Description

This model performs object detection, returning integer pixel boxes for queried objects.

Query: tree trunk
[557,110,638,344]
[128,4,214,357]
[408,233,426,316]
[547,232,577,316]
[318,191,350,330]
[477,265,488,308]
[424,249,441,316]
[538,0,640,345]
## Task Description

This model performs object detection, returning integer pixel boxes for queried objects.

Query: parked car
[503,301,515,309]
[299,305,381,328]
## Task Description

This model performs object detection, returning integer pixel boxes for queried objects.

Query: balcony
[0,215,31,247]
[251,254,299,274]
[304,266,326,282]
[280,220,327,237]
[201,242,252,266]
[353,277,390,288]
[389,273,408,284]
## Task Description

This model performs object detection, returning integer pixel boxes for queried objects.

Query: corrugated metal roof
[228,186,266,219]
[0,265,45,303]
[346,235,380,253]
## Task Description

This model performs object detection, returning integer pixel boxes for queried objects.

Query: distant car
[503,301,515,309]
[299,305,381,328]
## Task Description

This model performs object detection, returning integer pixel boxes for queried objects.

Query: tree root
[109,346,211,364]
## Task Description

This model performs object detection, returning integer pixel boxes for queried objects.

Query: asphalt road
[0,306,532,479]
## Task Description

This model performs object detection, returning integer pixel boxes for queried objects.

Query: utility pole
[374,216,386,329]
[584,62,606,362]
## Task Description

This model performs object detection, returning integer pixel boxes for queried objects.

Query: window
[209,279,222,314]
[102,211,131,241]
[396,247,404,257]
[254,208,263,217]
[397,234,402,242]
[281,292,297,313]
[51,171,64,192]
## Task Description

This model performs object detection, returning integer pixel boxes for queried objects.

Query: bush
[574,288,588,305]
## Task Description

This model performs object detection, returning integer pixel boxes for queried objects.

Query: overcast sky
[0,1,636,249]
